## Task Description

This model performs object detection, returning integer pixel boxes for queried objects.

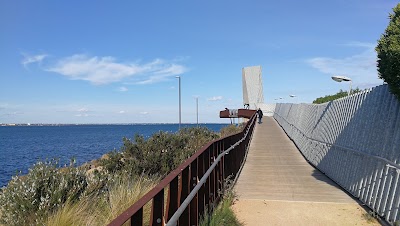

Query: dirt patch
[232,199,381,226]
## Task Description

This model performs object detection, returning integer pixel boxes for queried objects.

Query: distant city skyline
[0,1,397,123]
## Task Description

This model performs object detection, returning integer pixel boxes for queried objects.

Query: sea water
[0,124,228,187]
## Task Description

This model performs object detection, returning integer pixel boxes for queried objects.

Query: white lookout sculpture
[242,65,275,116]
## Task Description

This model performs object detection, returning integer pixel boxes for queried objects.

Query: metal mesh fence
[274,84,400,223]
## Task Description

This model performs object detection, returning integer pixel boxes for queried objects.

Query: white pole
[176,76,181,130]
[196,97,199,127]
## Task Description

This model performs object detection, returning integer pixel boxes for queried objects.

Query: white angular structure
[242,65,275,116]
[242,66,264,109]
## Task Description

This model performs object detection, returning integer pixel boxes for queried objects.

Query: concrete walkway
[232,117,380,225]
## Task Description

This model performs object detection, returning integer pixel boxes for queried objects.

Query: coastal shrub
[122,132,181,176]
[0,160,88,226]
[220,124,243,137]
[99,150,124,174]
[82,169,110,198]
[173,127,220,166]
[101,127,219,177]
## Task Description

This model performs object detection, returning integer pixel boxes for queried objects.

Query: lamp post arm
[348,80,352,96]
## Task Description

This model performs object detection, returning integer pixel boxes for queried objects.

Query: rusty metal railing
[108,111,257,226]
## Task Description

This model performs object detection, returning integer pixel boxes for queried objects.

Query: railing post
[220,140,225,195]
[209,144,216,209]
[224,137,232,180]
[204,148,210,214]
[197,153,205,221]
[150,189,164,226]
[215,142,221,203]
[166,177,179,222]
[179,167,191,225]
[190,159,198,225]
[131,208,143,226]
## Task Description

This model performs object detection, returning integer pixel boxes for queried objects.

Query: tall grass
[199,189,242,226]
[46,175,158,226]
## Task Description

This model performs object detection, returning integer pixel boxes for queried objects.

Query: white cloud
[306,42,382,87]
[154,64,186,75]
[135,75,168,85]
[342,42,375,48]
[140,111,149,115]
[73,108,91,117]
[21,53,47,67]
[46,54,187,85]
[135,64,187,85]
[119,110,125,114]
[118,86,128,92]
[207,96,223,101]
[75,114,89,117]
[1,112,24,117]
[77,108,89,112]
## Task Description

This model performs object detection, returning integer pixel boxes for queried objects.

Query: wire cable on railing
[166,114,256,226]
[274,112,400,170]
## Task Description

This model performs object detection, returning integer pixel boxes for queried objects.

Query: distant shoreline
[0,123,229,127]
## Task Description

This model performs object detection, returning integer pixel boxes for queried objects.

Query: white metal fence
[274,84,400,224]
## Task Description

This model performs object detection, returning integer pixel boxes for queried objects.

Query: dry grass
[361,211,379,224]
[46,175,159,226]
[106,176,157,223]
[46,200,94,226]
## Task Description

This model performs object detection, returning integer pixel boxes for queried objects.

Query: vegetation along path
[232,117,380,225]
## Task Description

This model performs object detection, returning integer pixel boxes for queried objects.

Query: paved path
[232,117,380,225]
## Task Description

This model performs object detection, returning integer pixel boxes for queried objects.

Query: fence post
[166,177,179,221]
[150,189,164,226]
[197,153,205,221]
[190,159,198,225]
[179,167,191,225]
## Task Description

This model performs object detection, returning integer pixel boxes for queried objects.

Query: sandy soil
[232,199,381,226]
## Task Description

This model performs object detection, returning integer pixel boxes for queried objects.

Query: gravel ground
[232,199,381,226]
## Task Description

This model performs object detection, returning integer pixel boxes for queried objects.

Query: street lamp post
[332,75,352,96]
[196,97,199,127]
[289,95,297,103]
[175,76,181,130]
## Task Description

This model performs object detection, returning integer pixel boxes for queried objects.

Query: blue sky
[0,0,397,123]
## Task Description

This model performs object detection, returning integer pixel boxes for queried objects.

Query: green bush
[101,127,219,176]
[99,150,124,174]
[312,88,362,104]
[0,160,114,226]
[376,3,400,99]
[220,124,243,137]
[0,160,88,226]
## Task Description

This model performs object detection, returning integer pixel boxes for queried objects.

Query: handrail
[166,119,255,226]
[274,112,400,170]
[108,112,257,226]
